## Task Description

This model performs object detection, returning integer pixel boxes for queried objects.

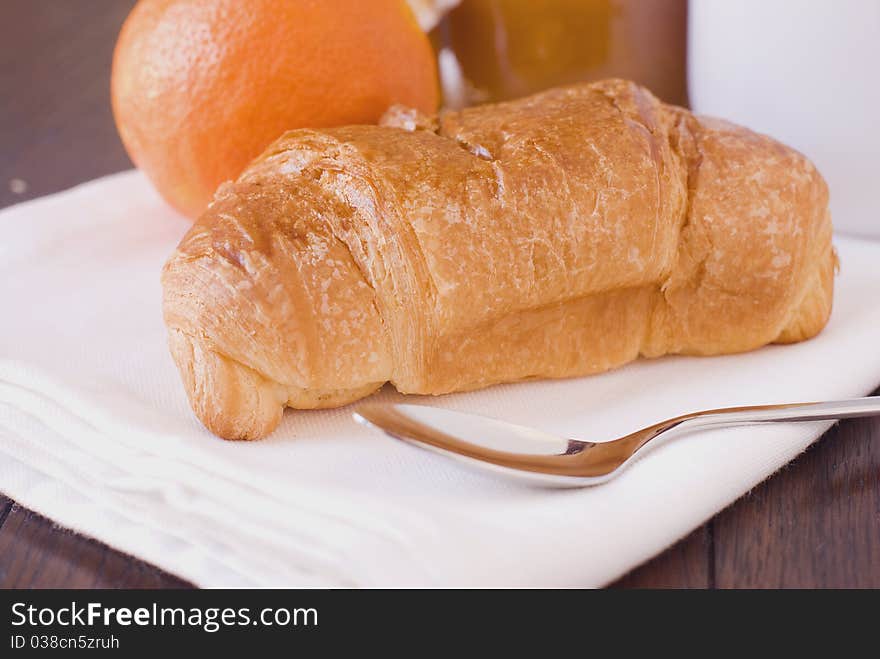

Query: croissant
[162,79,834,440]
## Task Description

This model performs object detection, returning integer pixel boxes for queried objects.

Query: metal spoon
[353,396,880,486]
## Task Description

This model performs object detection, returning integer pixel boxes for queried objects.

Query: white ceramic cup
[688,0,880,238]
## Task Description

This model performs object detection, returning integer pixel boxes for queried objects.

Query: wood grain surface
[1,0,877,589]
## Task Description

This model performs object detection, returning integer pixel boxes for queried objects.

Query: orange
[112,0,438,219]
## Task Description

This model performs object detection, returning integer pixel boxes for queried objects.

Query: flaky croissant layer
[162,79,834,440]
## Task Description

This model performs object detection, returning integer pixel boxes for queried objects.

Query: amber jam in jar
[433,0,688,108]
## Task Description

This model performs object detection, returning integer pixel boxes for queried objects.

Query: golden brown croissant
[162,79,835,440]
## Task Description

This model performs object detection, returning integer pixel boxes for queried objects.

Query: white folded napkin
[1,171,879,587]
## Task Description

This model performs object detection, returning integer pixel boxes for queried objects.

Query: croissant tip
[167,329,285,441]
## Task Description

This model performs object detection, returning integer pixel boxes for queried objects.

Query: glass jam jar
[432,0,688,108]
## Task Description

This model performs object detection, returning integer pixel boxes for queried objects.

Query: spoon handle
[622,396,880,459]
[681,396,880,427]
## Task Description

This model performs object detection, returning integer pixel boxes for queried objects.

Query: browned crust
[162,79,834,439]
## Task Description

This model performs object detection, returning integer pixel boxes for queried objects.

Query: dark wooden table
[1,1,877,589]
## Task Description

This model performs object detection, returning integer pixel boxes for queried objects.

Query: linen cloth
[1,171,878,587]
